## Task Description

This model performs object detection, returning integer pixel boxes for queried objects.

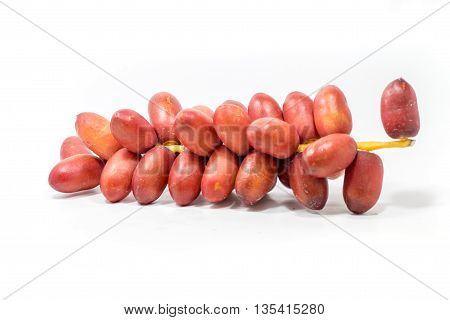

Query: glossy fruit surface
[344,151,383,214]
[277,157,292,188]
[168,150,204,206]
[247,117,299,159]
[248,93,283,121]
[235,151,277,205]
[48,154,104,193]
[148,92,182,142]
[174,108,221,156]
[283,91,318,142]
[132,145,175,204]
[60,136,91,160]
[313,85,352,136]
[192,105,214,118]
[223,100,246,109]
[111,109,157,154]
[327,170,344,180]
[100,148,140,202]
[289,153,328,210]
[201,146,239,203]
[214,101,251,155]
[75,112,122,160]
[381,78,420,138]
[302,133,357,178]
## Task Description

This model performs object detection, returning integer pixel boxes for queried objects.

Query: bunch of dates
[49,78,420,214]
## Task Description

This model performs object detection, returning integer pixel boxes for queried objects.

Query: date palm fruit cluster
[49,78,420,214]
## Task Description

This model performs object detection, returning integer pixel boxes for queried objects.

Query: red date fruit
[60,136,91,160]
[247,117,299,159]
[289,153,328,210]
[168,150,204,206]
[174,108,221,156]
[201,146,239,203]
[148,92,182,142]
[302,133,357,178]
[327,170,344,180]
[248,93,283,121]
[213,101,251,155]
[192,105,214,119]
[75,112,122,160]
[100,148,140,202]
[277,157,292,188]
[110,109,157,154]
[381,78,420,138]
[344,151,383,214]
[313,85,352,136]
[235,151,277,205]
[132,146,175,204]
[283,91,318,142]
[48,154,104,193]
[223,100,246,109]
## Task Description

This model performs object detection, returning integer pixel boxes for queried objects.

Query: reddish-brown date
[100,148,140,203]
[302,133,357,178]
[213,101,251,155]
[283,91,318,143]
[60,136,91,160]
[223,100,246,110]
[192,105,214,119]
[381,78,420,138]
[148,92,182,142]
[48,154,104,193]
[277,157,292,188]
[110,109,157,154]
[235,151,277,205]
[201,146,239,203]
[247,117,299,159]
[174,108,221,156]
[75,112,122,160]
[327,170,344,180]
[168,150,204,206]
[132,145,175,204]
[313,85,352,136]
[344,151,383,214]
[289,153,328,210]
[248,93,283,121]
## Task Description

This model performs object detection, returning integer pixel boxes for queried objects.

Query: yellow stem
[162,140,185,153]
[356,139,415,151]
[162,140,179,146]
[163,144,185,153]
[297,144,309,153]
[297,138,415,153]
[163,139,415,154]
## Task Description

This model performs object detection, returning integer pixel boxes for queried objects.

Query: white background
[0,0,449,318]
